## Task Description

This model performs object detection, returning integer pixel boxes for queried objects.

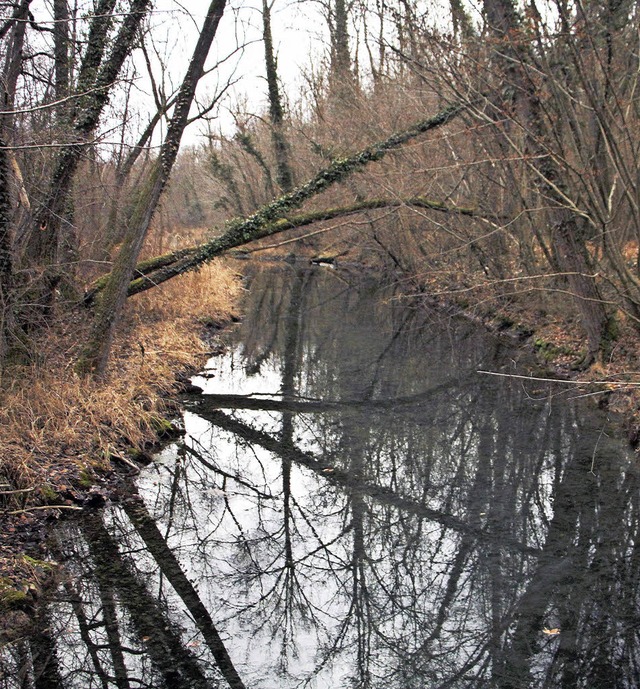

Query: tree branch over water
[84,101,467,303]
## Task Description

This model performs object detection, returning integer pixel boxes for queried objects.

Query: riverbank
[408,267,640,444]
[0,261,242,637]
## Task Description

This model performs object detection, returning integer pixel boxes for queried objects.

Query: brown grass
[0,259,242,507]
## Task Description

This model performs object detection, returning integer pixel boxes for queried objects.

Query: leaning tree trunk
[77,0,228,377]
[84,193,486,304]
[83,101,466,303]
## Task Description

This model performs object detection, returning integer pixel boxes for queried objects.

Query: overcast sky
[143,0,326,144]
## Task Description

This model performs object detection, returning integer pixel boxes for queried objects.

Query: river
[2,264,639,688]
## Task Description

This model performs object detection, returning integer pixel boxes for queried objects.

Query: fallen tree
[84,101,468,305]
[84,191,495,304]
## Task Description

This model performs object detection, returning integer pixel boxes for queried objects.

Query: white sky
[140,0,327,143]
[20,0,481,151]
[15,0,326,152]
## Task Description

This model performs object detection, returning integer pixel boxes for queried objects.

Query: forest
[1,0,640,598]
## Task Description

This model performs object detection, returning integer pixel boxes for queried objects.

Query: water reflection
[3,264,639,688]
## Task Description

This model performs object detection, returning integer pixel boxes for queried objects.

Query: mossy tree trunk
[77,0,228,377]
[24,0,150,270]
[262,0,294,193]
[83,102,466,303]
[84,193,486,304]
[328,0,355,103]
[53,0,71,107]
[449,0,476,41]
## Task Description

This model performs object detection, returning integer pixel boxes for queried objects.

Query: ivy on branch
[85,101,467,303]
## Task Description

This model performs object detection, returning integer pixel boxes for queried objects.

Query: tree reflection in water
[4,265,639,689]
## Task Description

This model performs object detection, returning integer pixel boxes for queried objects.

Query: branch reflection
[4,265,638,688]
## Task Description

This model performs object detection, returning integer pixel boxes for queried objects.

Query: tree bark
[84,192,487,304]
[77,0,227,376]
[449,0,476,40]
[1,0,31,132]
[53,0,71,104]
[329,0,354,101]
[0,136,13,371]
[483,0,611,362]
[26,0,150,267]
[0,2,30,368]
[262,0,294,192]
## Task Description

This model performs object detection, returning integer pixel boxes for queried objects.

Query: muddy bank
[0,263,242,635]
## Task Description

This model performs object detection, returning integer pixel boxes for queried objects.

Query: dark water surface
[3,265,640,688]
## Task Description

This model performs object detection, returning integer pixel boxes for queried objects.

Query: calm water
[3,265,639,688]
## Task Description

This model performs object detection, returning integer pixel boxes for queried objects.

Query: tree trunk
[83,103,467,302]
[77,0,227,376]
[53,0,70,105]
[450,0,476,40]
[262,0,294,193]
[332,0,351,79]
[84,193,486,304]
[483,0,611,362]
[0,136,13,371]
[25,0,150,267]
[0,2,30,369]
[1,1,30,114]
[328,0,355,103]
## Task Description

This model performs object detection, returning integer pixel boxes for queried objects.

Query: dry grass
[0,259,242,506]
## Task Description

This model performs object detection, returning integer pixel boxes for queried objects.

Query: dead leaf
[543,627,560,636]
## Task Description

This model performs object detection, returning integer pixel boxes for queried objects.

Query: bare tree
[77,0,228,376]
[262,0,294,192]
[478,0,616,362]
[24,0,152,310]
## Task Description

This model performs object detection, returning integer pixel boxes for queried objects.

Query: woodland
[1,0,640,540]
